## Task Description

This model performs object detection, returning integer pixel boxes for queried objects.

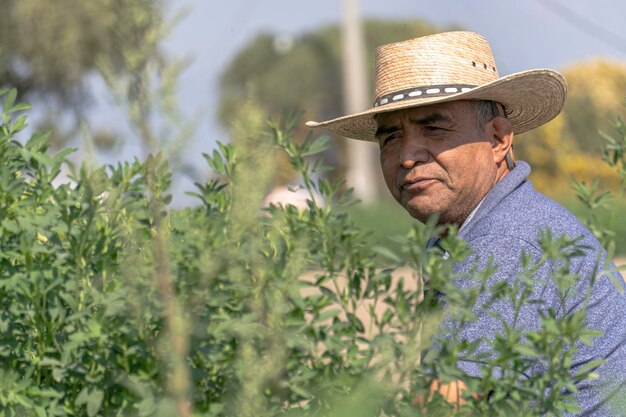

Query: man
[306,31,626,415]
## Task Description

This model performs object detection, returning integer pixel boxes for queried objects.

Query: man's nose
[399,136,429,169]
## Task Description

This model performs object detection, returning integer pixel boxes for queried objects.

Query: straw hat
[306,31,567,142]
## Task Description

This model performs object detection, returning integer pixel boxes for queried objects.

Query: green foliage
[570,113,626,255]
[0,0,187,153]
[0,89,615,416]
[0,0,164,102]
[601,114,626,188]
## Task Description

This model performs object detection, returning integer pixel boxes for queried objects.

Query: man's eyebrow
[375,112,453,137]
[375,123,400,138]
[409,112,452,125]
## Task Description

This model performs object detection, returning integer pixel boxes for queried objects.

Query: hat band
[373,83,478,108]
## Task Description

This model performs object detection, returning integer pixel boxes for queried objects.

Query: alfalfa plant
[0,89,610,416]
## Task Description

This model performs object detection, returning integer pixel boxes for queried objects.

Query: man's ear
[489,116,514,165]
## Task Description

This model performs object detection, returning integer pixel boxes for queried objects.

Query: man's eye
[380,133,400,147]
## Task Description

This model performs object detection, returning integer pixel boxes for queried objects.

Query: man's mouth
[400,178,438,192]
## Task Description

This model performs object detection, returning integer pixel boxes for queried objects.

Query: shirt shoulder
[464,180,596,252]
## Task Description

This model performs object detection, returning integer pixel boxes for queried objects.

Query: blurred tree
[218,20,459,185]
[0,0,178,153]
[516,59,626,198]
[562,60,626,153]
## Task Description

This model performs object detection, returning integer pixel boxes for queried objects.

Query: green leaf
[371,245,401,262]
[75,388,89,406]
[579,329,603,346]
[301,135,329,156]
[607,270,625,296]
[573,358,605,378]
[11,114,28,133]
[317,308,341,322]
[9,102,32,113]
[288,383,312,399]
[87,389,104,417]
[205,150,225,175]
[558,400,581,413]
[512,344,540,357]
[2,89,17,113]
[26,130,51,150]
[28,149,54,167]
[52,147,75,167]
[381,308,394,326]
[137,397,156,416]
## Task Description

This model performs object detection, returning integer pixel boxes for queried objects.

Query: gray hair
[472,100,503,129]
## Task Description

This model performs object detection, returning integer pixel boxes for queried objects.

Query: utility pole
[342,0,378,203]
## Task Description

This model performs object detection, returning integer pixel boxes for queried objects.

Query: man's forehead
[374,100,471,126]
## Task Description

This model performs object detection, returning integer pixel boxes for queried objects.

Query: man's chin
[402,204,437,224]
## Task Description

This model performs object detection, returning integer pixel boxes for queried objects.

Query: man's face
[376,100,499,225]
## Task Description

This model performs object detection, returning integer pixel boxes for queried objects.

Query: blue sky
[83,0,626,203]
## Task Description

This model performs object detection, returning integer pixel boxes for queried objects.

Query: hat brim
[306,69,567,142]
